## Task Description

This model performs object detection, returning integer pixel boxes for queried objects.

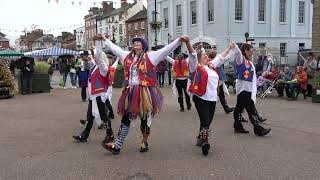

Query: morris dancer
[72,41,114,144]
[166,54,192,112]
[232,43,271,136]
[97,34,184,154]
[208,45,234,114]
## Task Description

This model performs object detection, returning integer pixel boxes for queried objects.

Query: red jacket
[189,64,208,96]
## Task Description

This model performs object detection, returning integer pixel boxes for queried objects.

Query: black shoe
[187,103,192,110]
[140,141,149,153]
[258,117,267,123]
[225,107,235,114]
[234,128,250,134]
[79,119,86,125]
[254,125,271,136]
[102,143,120,155]
[102,135,114,144]
[82,99,86,102]
[180,107,184,112]
[108,113,115,119]
[202,142,210,156]
[72,135,87,142]
[196,138,203,147]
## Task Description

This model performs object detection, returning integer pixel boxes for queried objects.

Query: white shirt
[188,52,227,102]
[104,38,181,86]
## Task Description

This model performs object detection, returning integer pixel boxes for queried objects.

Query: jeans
[22,77,32,94]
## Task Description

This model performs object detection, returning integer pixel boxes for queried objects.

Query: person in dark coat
[22,60,34,95]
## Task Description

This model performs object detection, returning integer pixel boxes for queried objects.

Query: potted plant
[0,61,15,99]
[32,61,50,93]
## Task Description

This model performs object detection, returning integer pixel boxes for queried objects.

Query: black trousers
[82,96,112,137]
[157,72,165,87]
[81,87,87,100]
[307,84,313,97]
[233,91,259,128]
[193,95,216,129]
[121,113,150,135]
[218,84,230,111]
[22,77,32,94]
[176,79,190,105]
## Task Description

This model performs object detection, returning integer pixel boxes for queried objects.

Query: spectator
[22,60,34,95]
[48,58,54,89]
[275,67,292,97]
[285,66,307,100]
[302,52,317,97]
[156,59,167,88]
[69,57,77,89]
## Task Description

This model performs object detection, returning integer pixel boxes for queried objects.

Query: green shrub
[34,61,50,74]
[113,64,124,88]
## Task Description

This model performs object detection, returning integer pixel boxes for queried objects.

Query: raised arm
[148,38,182,66]
[97,34,129,63]
[182,36,197,73]
[95,40,108,76]
[209,42,235,68]
[232,44,244,65]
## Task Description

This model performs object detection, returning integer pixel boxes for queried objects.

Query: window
[119,24,123,35]
[299,43,305,50]
[258,0,266,22]
[298,1,305,24]
[134,23,138,30]
[208,0,214,22]
[191,1,197,25]
[280,43,286,57]
[235,0,243,21]
[176,4,182,27]
[120,36,123,42]
[141,22,145,29]
[259,43,266,48]
[128,24,132,31]
[163,8,169,28]
[279,0,286,23]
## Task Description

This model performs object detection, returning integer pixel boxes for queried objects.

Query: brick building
[0,32,10,49]
[312,0,320,57]
[85,7,100,49]
[125,7,147,47]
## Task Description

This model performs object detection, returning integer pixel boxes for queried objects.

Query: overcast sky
[0,0,140,44]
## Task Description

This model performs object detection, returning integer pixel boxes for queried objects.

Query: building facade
[96,0,145,47]
[125,7,148,47]
[32,34,61,51]
[0,32,10,49]
[85,7,100,49]
[74,26,86,50]
[148,0,314,65]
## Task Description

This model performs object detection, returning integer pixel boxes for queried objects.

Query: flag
[55,0,59,3]
[48,0,51,3]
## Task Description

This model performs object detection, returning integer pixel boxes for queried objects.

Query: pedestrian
[156,59,166,88]
[187,40,235,156]
[72,42,114,144]
[79,51,94,101]
[69,57,77,89]
[275,67,292,97]
[301,52,317,97]
[48,58,54,89]
[99,34,183,155]
[232,43,271,136]
[22,60,34,95]
[208,45,234,114]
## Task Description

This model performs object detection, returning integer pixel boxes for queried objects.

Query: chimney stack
[121,0,128,7]
[102,1,114,13]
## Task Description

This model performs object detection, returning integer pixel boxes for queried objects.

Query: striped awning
[24,47,81,57]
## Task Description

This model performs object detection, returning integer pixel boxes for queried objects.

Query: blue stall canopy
[24,47,81,57]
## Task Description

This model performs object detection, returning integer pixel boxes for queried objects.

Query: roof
[34,34,60,42]
[0,32,6,37]
[98,3,135,20]
[126,7,147,22]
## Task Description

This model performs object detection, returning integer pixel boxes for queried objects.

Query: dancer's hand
[180,35,190,43]
[95,34,107,41]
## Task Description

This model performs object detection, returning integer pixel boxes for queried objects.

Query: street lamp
[150,0,162,48]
